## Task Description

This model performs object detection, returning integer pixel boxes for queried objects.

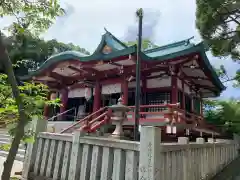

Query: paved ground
[0,156,23,179]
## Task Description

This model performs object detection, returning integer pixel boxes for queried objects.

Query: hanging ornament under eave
[84,87,92,101]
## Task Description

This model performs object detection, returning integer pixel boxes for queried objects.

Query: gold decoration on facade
[102,45,112,54]
[97,60,104,65]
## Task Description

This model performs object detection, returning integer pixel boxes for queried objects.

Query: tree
[0,74,59,138]
[204,99,240,134]
[196,0,240,60]
[196,0,240,84]
[0,0,64,179]
[4,34,90,76]
[125,39,158,50]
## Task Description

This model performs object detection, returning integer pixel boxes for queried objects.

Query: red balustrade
[60,107,108,133]
[60,103,205,134]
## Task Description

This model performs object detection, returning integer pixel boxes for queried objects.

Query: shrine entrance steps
[0,129,25,161]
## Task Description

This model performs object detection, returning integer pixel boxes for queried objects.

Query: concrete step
[0,129,8,134]
[0,150,24,162]
[0,147,25,156]
[0,137,12,143]
[0,141,25,150]
[0,129,26,162]
[0,133,11,137]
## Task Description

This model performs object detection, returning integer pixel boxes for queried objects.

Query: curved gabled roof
[93,28,128,53]
[140,42,225,91]
[21,45,136,80]
[20,30,225,92]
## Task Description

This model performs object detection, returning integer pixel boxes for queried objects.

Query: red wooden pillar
[182,80,185,110]
[191,90,195,113]
[200,98,203,116]
[43,93,50,120]
[60,88,68,120]
[93,81,101,112]
[142,78,147,105]
[171,75,178,104]
[122,77,128,105]
[60,88,68,113]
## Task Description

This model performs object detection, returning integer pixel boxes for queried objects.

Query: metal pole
[134,8,143,141]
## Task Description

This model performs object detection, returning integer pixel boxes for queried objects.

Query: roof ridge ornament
[184,36,194,46]
[104,27,108,32]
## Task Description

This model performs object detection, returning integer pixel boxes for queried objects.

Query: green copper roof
[144,37,194,57]
[20,30,224,92]
[21,45,136,80]
[140,42,225,91]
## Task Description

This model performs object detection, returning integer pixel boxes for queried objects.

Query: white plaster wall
[184,83,191,94]
[146,77,171,88]
[68,88,85,98]
[101,83,121,94]
[128,81,143,88]
[177,78,182,90]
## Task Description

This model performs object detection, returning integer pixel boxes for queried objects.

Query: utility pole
[134,8,143,141]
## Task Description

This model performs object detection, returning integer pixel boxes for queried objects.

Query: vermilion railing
[127,104,205,126]
[60,103,205,134]
[78,109,112,132]
[127,104,179,123]
[171,106,204,126]
[60,107,108,133]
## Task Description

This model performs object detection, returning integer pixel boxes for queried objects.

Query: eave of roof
[20,45,136,80]
[140,42,225,92]
[143,36,194,54]
[19,31,224,93]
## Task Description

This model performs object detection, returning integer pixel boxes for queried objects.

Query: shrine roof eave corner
[19,45,137,81]
[141,42,225,92]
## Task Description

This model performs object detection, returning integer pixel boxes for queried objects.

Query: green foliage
[125,39,158,51]
[204,99,240,134]
[0,73,60,135]
[0,0,65,35]
[0,144,10,151]
[196,0,240,60]
[196,0,240,85]
[0,0,64,178]
[2,33,90,76]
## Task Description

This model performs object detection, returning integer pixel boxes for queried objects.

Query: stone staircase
[0,129,25,161]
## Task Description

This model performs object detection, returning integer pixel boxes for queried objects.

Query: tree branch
[224,7,240,25]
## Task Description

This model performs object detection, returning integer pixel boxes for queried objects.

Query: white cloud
[43,0,195,51]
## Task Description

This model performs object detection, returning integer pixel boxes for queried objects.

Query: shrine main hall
[21,29,225,136]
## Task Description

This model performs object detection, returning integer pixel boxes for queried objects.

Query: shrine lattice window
[146,92,171,112]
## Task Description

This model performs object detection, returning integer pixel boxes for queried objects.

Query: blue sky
[0,0,239,99]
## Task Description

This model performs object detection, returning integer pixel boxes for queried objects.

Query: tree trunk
[0,32,28,179]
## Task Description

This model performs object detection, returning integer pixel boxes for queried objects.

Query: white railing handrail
[47,107,77,121]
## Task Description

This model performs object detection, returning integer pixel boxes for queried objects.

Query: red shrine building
[22,29,225,138]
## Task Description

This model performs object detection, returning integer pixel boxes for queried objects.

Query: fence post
[22,117,47,179]
[138,126,161,180]
[178,137,189,180]
[233,133,240,155]
[68,131,85,180]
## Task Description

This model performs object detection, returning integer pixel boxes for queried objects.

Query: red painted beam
[178,71,218,92]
